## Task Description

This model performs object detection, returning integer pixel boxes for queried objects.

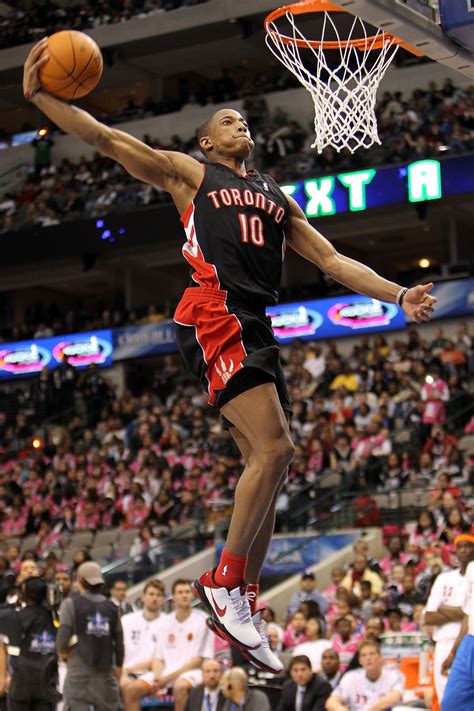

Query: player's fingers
[34,54,49,67]
[26,38,48,64]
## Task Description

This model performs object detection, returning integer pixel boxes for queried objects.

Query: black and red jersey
[180,162,289,306]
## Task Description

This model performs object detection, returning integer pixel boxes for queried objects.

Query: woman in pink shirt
[331,617,363,673]
[282,610,309,650]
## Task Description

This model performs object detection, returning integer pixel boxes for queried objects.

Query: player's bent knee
[173,678,192,698]
[272,438,295,470]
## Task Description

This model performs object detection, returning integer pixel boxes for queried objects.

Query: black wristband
[396,287,408,307]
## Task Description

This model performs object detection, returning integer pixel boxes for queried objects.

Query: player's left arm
[365,689,402,711]
[285,196,436,323]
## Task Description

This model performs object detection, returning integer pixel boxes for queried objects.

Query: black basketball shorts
[174,287,292,417]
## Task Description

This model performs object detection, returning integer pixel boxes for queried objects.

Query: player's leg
[194,381,294,650]
[220,425,286,672]
[121,678,152,711]
[230,425,288,588]
[441,636,474,710]
[172,678,192,711]
[220,382,294,560]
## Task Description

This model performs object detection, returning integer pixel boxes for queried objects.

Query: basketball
[38,30,103,100]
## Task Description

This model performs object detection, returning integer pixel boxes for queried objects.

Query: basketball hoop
[264,1,423,153]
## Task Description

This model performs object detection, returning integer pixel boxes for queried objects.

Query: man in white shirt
[120,578,166,696]
[123,578,214,711]
[326,640,405,711]
[440,534,474,711]
[424,535,473,703]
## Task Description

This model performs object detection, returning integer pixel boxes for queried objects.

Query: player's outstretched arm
[285,195,436,324]
[23,39,203,199]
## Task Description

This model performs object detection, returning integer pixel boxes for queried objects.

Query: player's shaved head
[197,109,250,158]
[197,112,219,147]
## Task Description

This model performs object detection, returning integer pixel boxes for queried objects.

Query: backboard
[339,0,474,78]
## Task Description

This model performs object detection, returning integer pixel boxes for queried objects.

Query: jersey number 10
[238,213,265,247]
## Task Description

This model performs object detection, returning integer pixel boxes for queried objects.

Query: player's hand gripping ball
[38,30,103,100]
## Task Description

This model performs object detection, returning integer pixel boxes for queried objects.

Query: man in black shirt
[0,576,59,711]
[56,561,123,710]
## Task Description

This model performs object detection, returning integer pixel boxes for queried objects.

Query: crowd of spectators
[0,323,471,573]
[1,301,172,344]
[1,77,473,235]
[1,534,471,708]
[0,0,208,51]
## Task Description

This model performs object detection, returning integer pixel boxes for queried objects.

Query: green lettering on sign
[407,160,442,202]
[280,184,297,198]
[338,169,376,211]
[304,178,336,217]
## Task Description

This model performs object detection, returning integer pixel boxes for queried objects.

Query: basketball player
[125,580,214,711]
[440,534,474,710]
[424,535,474,704]
[23,38,436,674]
[120,579,167,694]
[326,639,405,711]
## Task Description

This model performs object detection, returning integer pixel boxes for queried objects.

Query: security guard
[0,576,59,711]
[56,561,123,711]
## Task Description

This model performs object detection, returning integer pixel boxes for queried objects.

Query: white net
[265,8,400,153]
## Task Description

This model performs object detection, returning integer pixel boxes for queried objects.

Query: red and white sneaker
[206,612,284,674]
[243,611,284,674]
[194,572,261,650]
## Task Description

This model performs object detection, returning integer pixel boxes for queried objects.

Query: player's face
[207,110,254,159]
[142,586,164,612]
[173,583,193,609]
[359,645,382,673]
[202,661,221,689]
[290,662,313,686]
[456,541,474,566]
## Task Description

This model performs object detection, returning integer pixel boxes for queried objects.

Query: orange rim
[264,0,423,55]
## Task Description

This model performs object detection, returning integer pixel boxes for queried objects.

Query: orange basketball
[38,30,103,100]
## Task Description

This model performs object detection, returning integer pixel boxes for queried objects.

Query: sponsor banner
[216,532,356,577]
[267,294,406,343]
[427,278,474,320]
[1,279,471,380]
[113,321,176,361]
[0,330,113,380]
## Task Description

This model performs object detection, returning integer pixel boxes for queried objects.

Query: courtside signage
[266,294,406,342]
[0,329,113,380]
[1,279,471,379]
[280,155,473,218]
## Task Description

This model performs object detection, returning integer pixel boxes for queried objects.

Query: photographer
[0,576,59,711]
[56,561,123,710]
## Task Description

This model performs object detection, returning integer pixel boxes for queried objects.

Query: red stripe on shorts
[175,288,247,406]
